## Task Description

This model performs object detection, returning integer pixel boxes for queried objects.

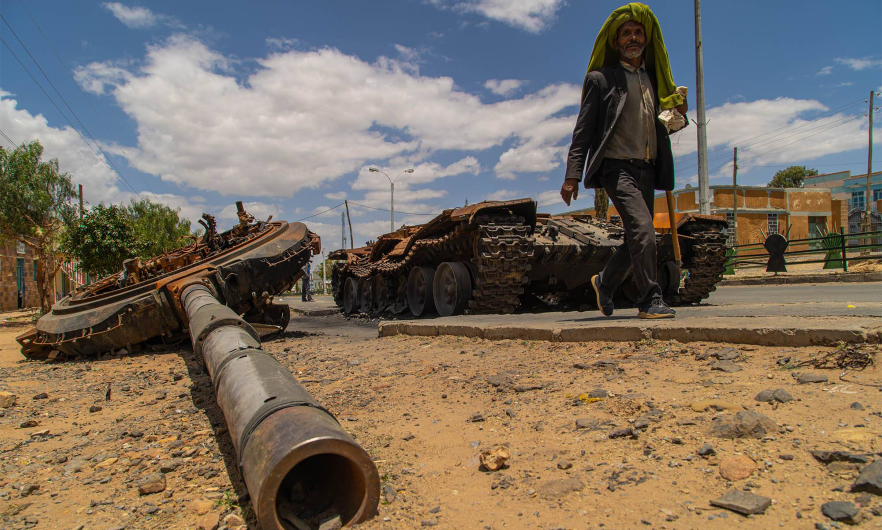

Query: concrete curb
[720,272,882,286]
[290,308,340,317]
[378,321,881,346]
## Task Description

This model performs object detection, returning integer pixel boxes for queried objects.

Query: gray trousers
[598,158,662,305]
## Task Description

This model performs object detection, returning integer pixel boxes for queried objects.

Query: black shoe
[638,298,676,319]
[592,274,614,317]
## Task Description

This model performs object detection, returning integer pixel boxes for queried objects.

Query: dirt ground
[1,315,881,530]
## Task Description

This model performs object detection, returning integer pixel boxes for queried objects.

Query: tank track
[468,216,534,314]
[672,231,728,305]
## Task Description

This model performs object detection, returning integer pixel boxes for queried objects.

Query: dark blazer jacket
[564,62,684,191]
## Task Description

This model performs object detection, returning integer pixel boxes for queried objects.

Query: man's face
[615,21,646,59]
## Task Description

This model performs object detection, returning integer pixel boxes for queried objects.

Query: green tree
[126,198,192,258]
[0,141,77,314]
[62,204,140,278]
[595,188,609,220]
[767,165,818,188]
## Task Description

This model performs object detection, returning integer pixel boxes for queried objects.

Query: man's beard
[620,41,645,59]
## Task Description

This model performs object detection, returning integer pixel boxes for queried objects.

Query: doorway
[16,258,24,309]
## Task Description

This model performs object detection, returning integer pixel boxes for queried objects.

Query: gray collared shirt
[604,61,657,162]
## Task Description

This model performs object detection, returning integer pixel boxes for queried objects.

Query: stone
[89,405,102,413]
[575,418,596,430]
[557,460,572,470]
[538,478,583,500]
[137,473,167,495]
[690,399,742,412]
[719,455,756,481]
[0,391,17,408]
[754,389,776,402]
[514,383,544,392]
[469,413,485,423]
[382,483,397,503]
[712,347,741,361]
[32,392,48,400]
[19,419,39,428]
[318,515,342,530]
[609,427,638,439]
[810,451,870,465]
[821,501,860,524]
[588,388,608,399]
[851,459,882,495]
[479,446,510,471]
[698,443,716,457]
[710,360,742,373]
[402,433,415,441]
[797,373,828,384]
[710,411,777,439]
[196,512,219,530]
[159,458,183,473]
[850,402,865,411]
[772,389,793,403]
[709,489,772,515]
[421,519,438,527]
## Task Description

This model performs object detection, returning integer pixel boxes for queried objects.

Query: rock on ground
[710,410,777,439]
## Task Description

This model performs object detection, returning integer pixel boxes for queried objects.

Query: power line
[0,36,139,198]
[0,128,20,146]
[0,14,145,197]
[14,0,154,195]
[348,200,440,216]
[294,203,345,222]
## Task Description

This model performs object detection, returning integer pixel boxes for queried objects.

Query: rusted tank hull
[181,284,379,529]
[330,199,729,317]
[18,219,319,359]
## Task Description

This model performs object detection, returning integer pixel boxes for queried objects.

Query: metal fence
[725,229,882,273]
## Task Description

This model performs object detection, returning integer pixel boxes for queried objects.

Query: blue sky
[1,0,880,253]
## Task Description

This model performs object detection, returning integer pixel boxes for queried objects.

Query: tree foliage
[767,165,818,188]
[63,198,193,278]
[126,198,192,257]
[62,204,140,278]
[595,188,610,220]
[0,141,77,313]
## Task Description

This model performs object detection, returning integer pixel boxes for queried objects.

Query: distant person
[560,2,687,319]
[301,263,313,302]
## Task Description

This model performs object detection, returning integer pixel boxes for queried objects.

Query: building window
[767,213,779,235]
[851,191,865,211]
[725,213,735,246]
[33,259,38,281]
[16,241,26,255]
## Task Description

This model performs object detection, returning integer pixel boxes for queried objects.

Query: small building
[0,241,40,310]
[567,185,835,248]
[804,170,882,233]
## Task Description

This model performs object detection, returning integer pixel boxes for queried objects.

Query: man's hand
[560,178,580,206]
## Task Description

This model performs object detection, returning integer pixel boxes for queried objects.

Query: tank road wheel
[390,274,409,314]
[343,276,359,314]
[658,261,681,301]
[358,277,373,313]
[372,275,390,312]
[433,262,472,317]
[407,266,436,317]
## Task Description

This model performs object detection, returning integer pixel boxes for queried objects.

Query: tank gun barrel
[181,283,379,529]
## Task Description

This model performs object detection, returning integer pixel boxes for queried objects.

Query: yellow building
[568,185,835,248]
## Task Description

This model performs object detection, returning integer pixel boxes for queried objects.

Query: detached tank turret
[329,199,728,317]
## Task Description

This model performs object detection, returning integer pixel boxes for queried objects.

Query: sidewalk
[277,295,340,316]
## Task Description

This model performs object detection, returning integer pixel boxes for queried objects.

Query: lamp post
[369,167,414,233]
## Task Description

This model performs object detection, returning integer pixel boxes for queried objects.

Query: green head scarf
[586,2,683,110]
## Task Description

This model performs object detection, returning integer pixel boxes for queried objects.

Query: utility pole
[78,184,84,218]
[341,211,347,250]
[865,90,874,238]
[321,249,326,295]
[732,147,738,246]
[391,180,395,233]
[694,0,710,214]
[344,200,354,249]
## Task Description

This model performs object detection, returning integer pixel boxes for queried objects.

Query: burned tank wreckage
[16,202,381,530]
[330,199,729,317]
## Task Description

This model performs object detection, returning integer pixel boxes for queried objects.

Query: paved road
[682,283,881,318]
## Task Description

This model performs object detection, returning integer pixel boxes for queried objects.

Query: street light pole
[369,167,414,232]
[694,0,711,215]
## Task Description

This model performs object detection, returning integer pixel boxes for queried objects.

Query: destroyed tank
[17,202,320,359]
[329,198,728,317]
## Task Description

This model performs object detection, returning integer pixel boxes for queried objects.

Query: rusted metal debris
[17,203,321,359]
[329,199,730,317]
[797,345,876,371]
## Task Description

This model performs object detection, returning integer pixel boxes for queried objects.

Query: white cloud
[537,175,549,181]
[535,188,563,208]
[266,37,302,52]
[324,191,348,200]
[433,0,565,33]
[816,65,833,76]
[835,56,882,71]
[73,37,578,197]
[102,3,157,28]
[484,189,521,201]
[485,79,523,96]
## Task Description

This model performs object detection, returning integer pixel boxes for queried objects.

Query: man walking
[301,262,313,302]
[560,2,686,319]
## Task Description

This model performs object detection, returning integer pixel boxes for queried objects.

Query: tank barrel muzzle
[180,284,379,529]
